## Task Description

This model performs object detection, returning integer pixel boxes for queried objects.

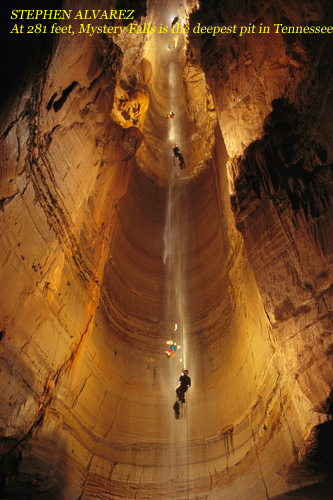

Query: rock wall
[188,0,333,489]
[0,0,332,499]
[0,2,146,497]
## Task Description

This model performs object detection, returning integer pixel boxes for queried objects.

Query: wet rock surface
[0,0,332,499]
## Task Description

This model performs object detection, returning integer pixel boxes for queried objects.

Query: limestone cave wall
[0,0,332,499]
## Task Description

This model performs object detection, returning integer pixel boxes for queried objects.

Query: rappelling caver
[176,369,191,403]
[172,144,185,169]
[173,369,191,419]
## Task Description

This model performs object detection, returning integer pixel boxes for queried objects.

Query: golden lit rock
[0,1,332,499]
[111,87,149,129]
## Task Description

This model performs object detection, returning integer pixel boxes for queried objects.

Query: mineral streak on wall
[0,0,332,499]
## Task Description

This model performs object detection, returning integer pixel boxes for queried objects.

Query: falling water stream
[163,45,190,499]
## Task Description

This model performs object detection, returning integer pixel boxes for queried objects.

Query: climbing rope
[167,40,191,500]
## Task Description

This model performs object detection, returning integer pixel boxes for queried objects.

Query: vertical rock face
[0,1,332,499]
[231,98,333,404]
[188,0,333,493]
[192,0,333,412]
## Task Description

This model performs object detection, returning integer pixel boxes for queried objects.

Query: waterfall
[162,36,190,500]
[163,58,187,371]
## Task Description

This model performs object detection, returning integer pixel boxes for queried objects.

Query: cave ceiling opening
[0,0,332,499]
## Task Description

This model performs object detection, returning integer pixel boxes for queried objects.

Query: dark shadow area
[0,349,69,499]
[272,479,333,500]
[52,81,78,112]
[0,436,69,500]
[281,397,333,500]
[0,0,63,107]
[305,420,333,477]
